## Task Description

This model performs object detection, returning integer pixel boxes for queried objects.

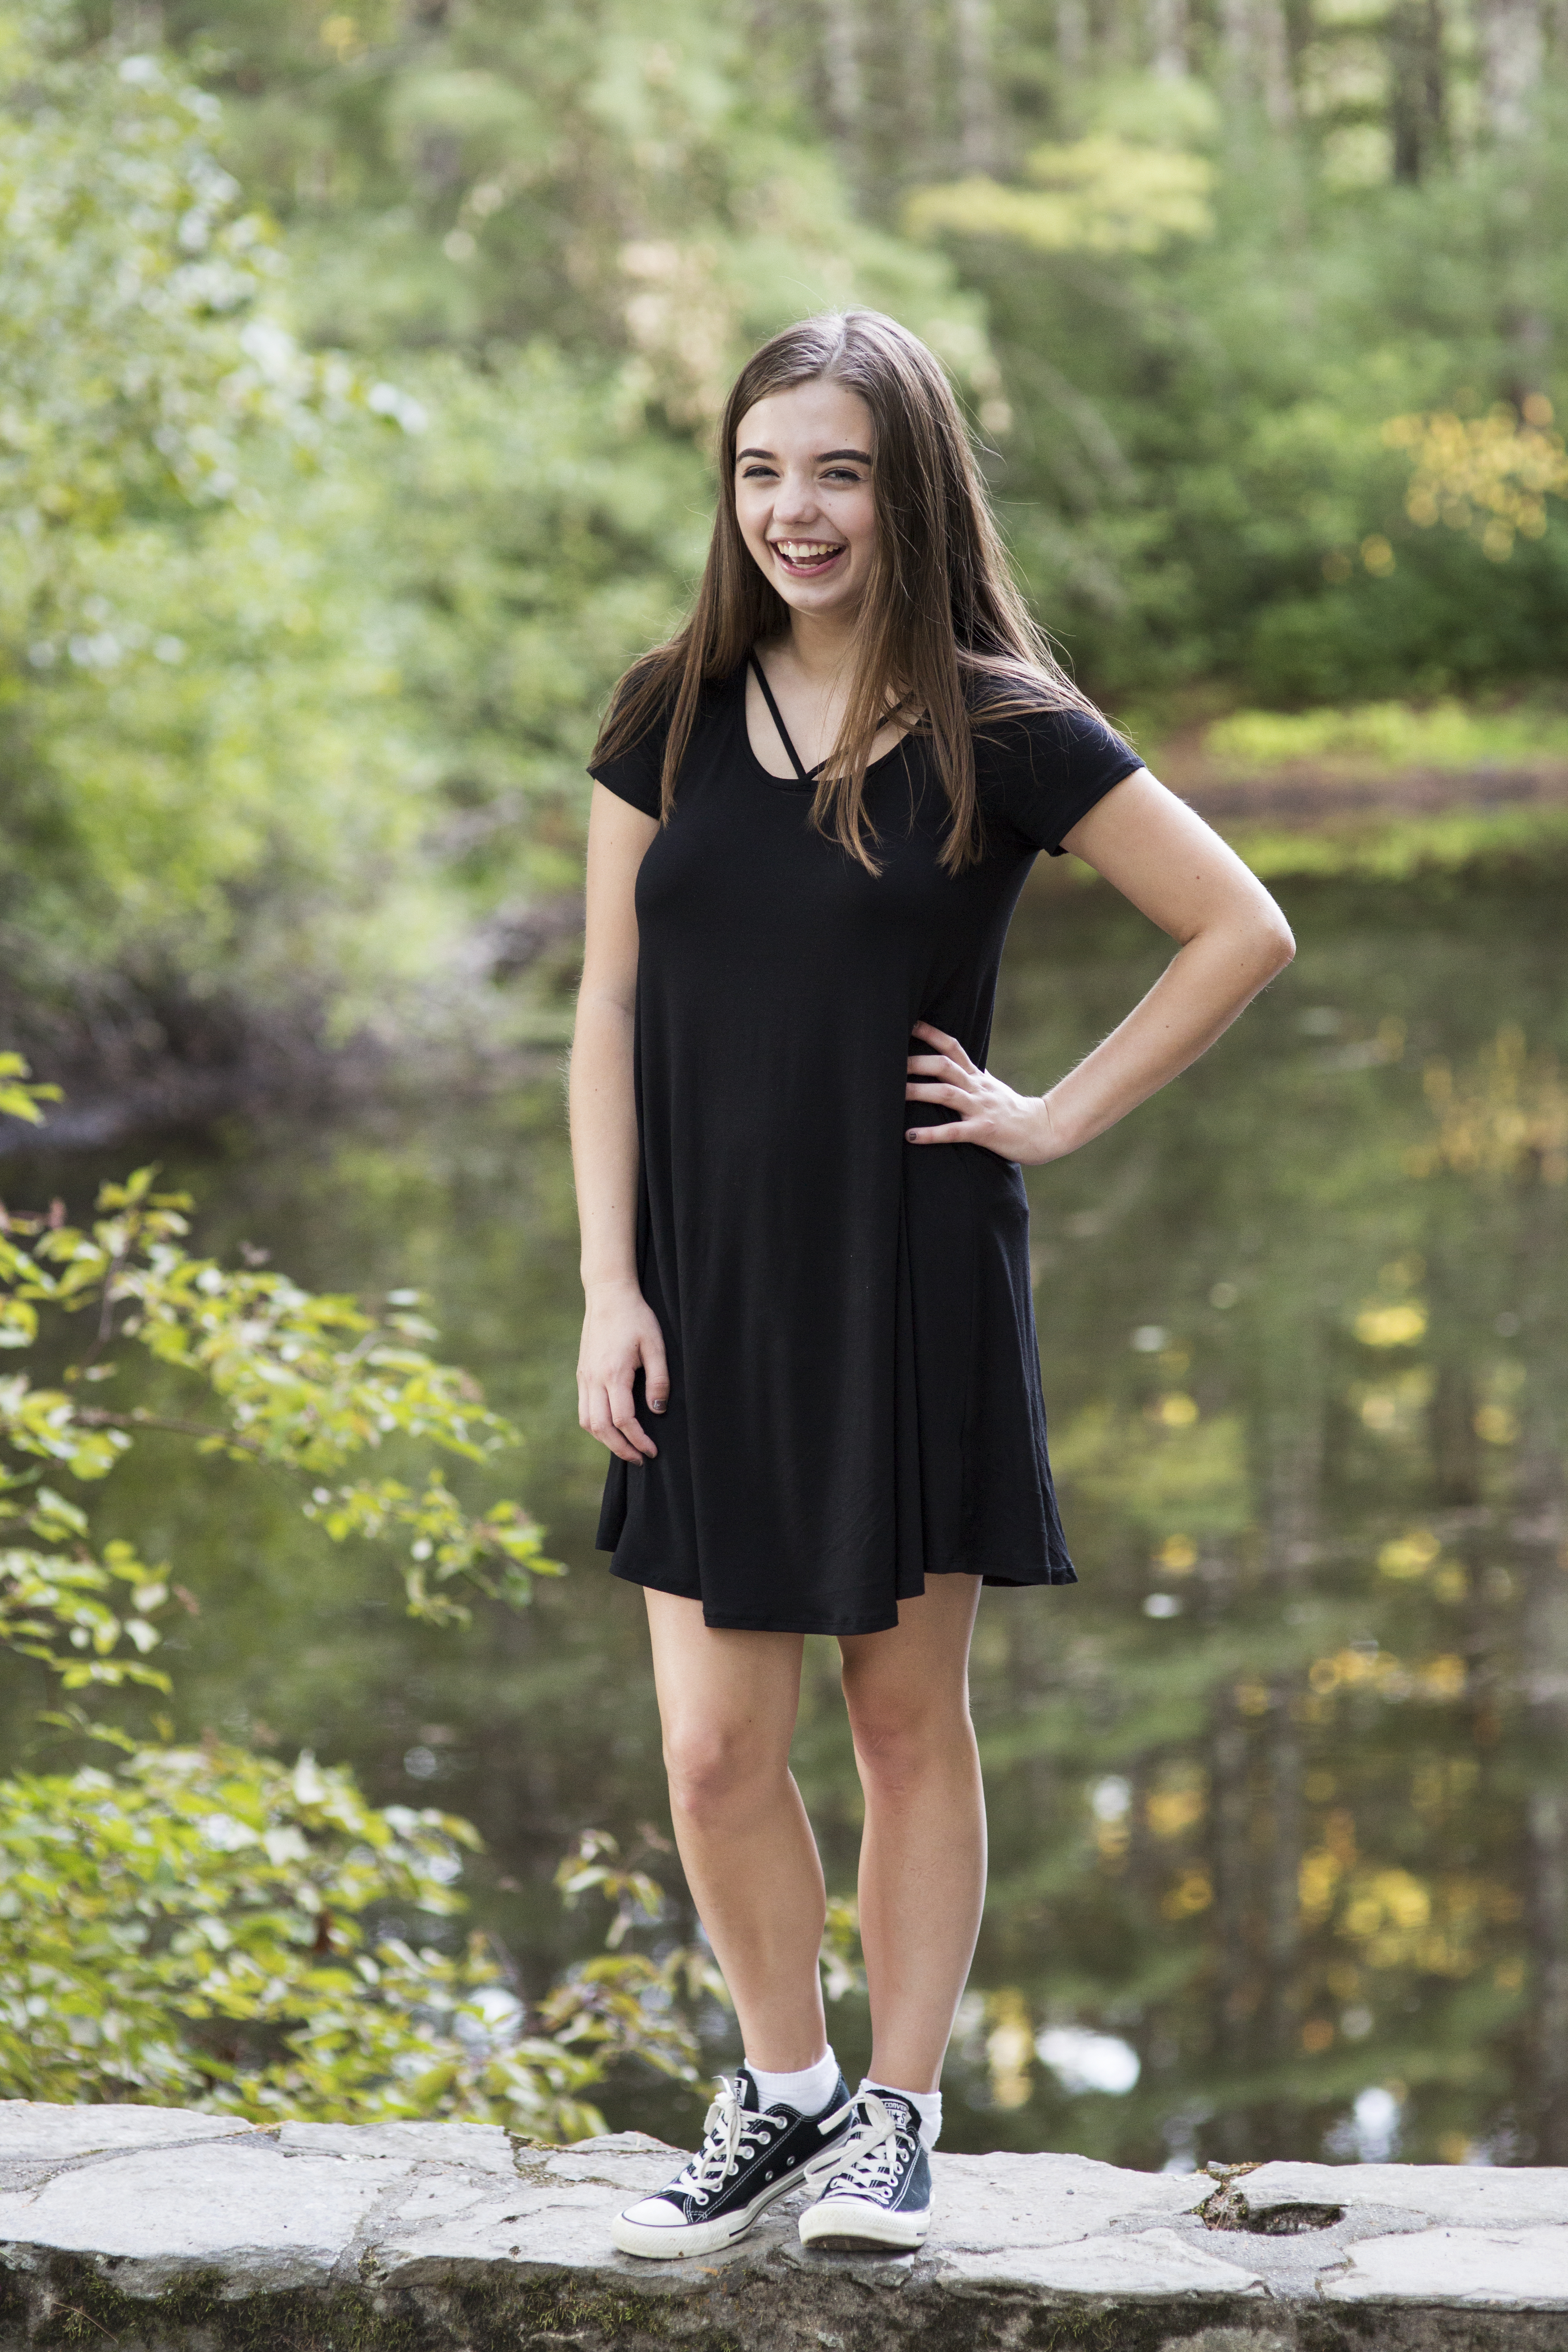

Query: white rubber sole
[797,2196,931,2252]
[611,2173,800,2260]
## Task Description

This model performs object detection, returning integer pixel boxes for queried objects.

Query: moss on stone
[4,2254,1568,2352]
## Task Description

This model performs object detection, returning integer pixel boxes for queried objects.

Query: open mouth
[770,539,847,579]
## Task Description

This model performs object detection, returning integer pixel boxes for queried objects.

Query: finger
[905,1081,971,1105]
[906,1052,969,1079]
[912,1021,976,1072]
[906,1119,981,1144]
[609,1378,657,1459]
[588,1384,646,1464]
[589,1412,644,1465]
[643,1331,670,1414]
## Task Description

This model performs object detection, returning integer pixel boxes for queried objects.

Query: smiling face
[732,378,878,626]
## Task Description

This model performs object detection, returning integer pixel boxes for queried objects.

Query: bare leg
[644,1588,827,2071]
[839,1577,986,2092]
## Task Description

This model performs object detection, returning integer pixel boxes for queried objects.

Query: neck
[783,604,859,682]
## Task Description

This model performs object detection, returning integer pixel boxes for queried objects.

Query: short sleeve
[980,703,1142,857]
[588,714,666,819]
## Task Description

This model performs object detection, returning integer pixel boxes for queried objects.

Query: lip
[769,541,847,579]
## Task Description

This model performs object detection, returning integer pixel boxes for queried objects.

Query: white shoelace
[670,2079,777,2206]
[808,2091,905,2200]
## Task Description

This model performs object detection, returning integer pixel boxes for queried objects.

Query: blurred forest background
[5,0,1568,2170]
[3,0,1566,1077]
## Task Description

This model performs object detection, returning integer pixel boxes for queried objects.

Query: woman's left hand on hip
[904,1022,1062,1165]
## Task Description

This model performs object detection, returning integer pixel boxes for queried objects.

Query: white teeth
[775,541,843,560]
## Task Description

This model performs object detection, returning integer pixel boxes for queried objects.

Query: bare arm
[570,783,667,1463]
[906,768,1295,1162]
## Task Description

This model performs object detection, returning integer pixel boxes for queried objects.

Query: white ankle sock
[861,2077,942,2150]
[745,2047,840,2116]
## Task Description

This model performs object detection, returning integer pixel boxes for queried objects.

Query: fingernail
[906,1129,919,1141]
[651,1401,667,1414]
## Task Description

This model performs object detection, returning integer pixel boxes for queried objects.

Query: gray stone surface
[0,2137,415,2294]
[0,2105,251,2158]
[0,2100,258,2200]
[937,2223,1268,2297]
[3,2097,1568,2348]
[1236,2157,1568,2228]
[1322,2224,1568,2306]
[275,2117,517,2172]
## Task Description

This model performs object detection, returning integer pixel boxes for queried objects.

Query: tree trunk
[1218,0,1297,118]
[1529,1787,1568,2159]
[1056,0,1089,86]
[1431,1357,1482,1506]
[1263,1398,1319,2145]
[1209,1700,1255,2158]
[900,0,937,172]
[1388,0,1447,178]
[1421,0,1448,155]
[954,0,998,172]
[1147,0,1190,79]
[1479,0,1543,134]
[1517,1368,1568,2155]
[1257,0,1296,122]
[112,0,165,38]
[1218,0,1253,85]
[822,0,866,172]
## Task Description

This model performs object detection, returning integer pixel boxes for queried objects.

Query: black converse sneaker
[611,2065,853,2258]
[797,2088,933,2252]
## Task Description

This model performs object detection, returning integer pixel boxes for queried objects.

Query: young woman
[570,310,1293,2259]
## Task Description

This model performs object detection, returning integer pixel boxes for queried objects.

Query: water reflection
[4,866,1566,2166]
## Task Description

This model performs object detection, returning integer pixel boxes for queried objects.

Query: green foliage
[189,0,991,403]
[916,99,1568,709]
[0,1061,720,2133]
[1200,697,1568,775]
[0,1052,60,1125]
[0,11,306,539]
[0,1151,559,1674]
[0,0,994,1028]
[0,2,447,1011]
[8,0,1565,1032]
[908,137,1214,254]
[0,1739,705,2132]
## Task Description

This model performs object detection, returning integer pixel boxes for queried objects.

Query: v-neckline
[747,652,825,785]
[740,655,912,792]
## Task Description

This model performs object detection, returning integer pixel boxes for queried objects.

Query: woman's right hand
[577,1279,670,1463]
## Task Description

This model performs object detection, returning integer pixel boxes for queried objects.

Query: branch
[72,1407,266,1456]
[76,1227,136,1375]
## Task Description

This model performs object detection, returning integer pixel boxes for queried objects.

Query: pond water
[7,862,1568,2170]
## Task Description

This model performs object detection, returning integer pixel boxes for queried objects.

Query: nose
[771,468,821,525]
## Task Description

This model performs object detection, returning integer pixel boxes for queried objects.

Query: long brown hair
[592,308,1098,874]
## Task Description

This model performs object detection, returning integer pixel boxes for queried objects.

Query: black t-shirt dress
[589,657,1140,1635]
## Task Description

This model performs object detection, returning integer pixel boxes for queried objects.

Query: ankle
[745,2047,840,2116]
[860,2077,943,2150]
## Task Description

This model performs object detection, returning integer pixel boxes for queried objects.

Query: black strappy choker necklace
[748,651,826,784]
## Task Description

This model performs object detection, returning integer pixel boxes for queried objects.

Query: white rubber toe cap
[617,2196,688,2230]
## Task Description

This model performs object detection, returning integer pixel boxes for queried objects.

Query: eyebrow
[735,446,873,465]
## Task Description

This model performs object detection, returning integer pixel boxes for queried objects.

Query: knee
[662,1721,778,1829]
[844,1685,970,1797]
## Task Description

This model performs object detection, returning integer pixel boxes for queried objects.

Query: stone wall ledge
[3,2099,1568,2350]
